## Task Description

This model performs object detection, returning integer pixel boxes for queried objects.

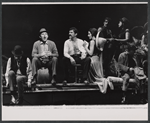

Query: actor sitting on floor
[5,45,32,105]
[31,28,59,85]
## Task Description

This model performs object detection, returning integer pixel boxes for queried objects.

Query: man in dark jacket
[5,45,32,105]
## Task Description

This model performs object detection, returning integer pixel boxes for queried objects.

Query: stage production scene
[2,3,148,105]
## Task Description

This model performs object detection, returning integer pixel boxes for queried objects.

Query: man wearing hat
[5,45,32,105]
[31,28,58,85]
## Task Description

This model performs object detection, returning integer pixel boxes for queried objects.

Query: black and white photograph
[1,2,148,121]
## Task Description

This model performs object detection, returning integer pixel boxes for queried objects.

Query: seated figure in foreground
[118,44,137,103]
[5,45,32,105]
[107,44,137,103]
[62,27,91,84]
[31,28,59,85]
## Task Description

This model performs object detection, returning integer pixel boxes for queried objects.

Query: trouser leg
[62,57,71,81]
[81,56,91,80]
[8,70,16,92]
[121,73,130,103]
[139,79,147,104]
[8,70,17,102]
[32,57,42,79]
[47,57,58,77]
[72,55,91,81]
[16,75,27,101]
[122,73,130,91]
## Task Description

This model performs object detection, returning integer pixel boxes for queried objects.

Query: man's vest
[10,56,27,75]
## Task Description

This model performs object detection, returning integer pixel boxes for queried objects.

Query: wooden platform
[3,79,148,105]
[3,79,138,94]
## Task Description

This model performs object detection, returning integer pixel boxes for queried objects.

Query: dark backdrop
[2,4,147,59]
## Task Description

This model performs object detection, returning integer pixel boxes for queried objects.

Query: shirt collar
[40,41,48,44]
[15,56,22,62]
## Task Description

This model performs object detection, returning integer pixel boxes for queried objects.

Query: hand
[45,51,52,56]
[129,67,134,74]
[114,38,119,41]
[40,52,46,57]
[83,41,88,48]
[144,47,148,52]
[108,38,114,42]
[70,57,76,66]
[27,82,31,88]
[129,67,134,72]
[98,27,102,32]
[80,52,87,60]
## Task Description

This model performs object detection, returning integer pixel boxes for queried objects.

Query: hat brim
[12,51,23,56]
[39,31,48,35]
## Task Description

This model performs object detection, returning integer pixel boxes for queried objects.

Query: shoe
[32,76,37,85]
[32,81,36,85]
[15,98,23,105]
[63,80,67,86]
[10,100,16,105]
[121,96,128,104]
[51,78,56,86]
[9,95,16,105]
[36,87,42,91]
[84,80,89,85]
[74,81,77,84]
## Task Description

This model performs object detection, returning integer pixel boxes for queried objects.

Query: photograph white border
[2,104,148,121]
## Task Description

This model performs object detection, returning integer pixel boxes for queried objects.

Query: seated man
[31,28,59,85]
[118,44,137,103]
[130,26,147,68]
[5,45,32,105]
[62,27,91,84]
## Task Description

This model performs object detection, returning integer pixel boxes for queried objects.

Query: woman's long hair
[120,17,130,31]
[89,28,97,37]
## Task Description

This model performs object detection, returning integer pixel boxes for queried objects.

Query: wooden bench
[2,78,148,105]
[3,78,148,93]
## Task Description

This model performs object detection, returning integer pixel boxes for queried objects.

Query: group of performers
[4,17,148,105]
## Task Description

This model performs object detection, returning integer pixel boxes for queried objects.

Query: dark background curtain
[2,4,147,58]
[2,4,147,78]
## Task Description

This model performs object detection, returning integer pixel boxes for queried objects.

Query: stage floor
[2,82,148,105]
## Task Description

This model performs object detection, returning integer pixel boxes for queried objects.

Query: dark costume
[98,26,116,77]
